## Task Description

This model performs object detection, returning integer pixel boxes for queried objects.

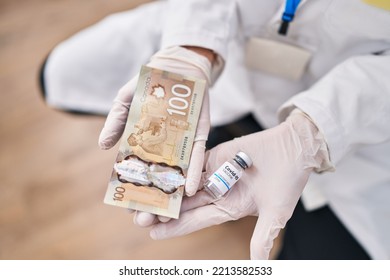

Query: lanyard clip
[278,12,294,35]
[278,0,301,36]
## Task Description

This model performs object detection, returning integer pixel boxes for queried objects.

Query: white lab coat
[44,0,390,259]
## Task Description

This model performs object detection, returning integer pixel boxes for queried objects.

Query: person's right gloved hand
[98,46,213,226]
[149,109,334,259]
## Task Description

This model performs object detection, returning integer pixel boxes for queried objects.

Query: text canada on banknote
[104,66,206,219]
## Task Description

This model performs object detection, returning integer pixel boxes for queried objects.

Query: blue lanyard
[278,0,301,35]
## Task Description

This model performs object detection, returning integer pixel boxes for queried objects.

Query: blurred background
[0,0,281,259]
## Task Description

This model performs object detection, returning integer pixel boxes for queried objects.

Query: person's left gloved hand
[149,110,334,259]
[98,46,213,225]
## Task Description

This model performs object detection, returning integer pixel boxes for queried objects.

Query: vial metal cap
[236,151,253,168]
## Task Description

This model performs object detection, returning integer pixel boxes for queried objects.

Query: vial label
[208,162,241,195]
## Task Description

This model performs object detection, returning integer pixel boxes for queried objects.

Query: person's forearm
[279,54,390,165]
[182,46,216,64]
[162,0,237,61]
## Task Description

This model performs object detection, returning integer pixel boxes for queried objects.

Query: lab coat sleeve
[279,54,390,165]
[160,0,238,61]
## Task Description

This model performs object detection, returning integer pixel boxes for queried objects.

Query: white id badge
[245,37,311,80]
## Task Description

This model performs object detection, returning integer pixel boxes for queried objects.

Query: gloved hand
[99,46,213,225]
[149,110,334,259]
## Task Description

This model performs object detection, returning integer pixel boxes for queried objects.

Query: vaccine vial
[204,151,253,199]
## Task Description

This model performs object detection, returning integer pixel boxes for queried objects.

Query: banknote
[104,65,206,219]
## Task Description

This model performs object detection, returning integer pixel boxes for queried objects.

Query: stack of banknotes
[104,66,206,219]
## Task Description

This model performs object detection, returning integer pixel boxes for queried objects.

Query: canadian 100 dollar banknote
[104,65,206,219]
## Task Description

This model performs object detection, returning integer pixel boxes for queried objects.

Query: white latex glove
[149,110,334,259]
[99,46,212,225]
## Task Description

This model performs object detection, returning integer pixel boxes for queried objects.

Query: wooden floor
[0,0,281,260]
